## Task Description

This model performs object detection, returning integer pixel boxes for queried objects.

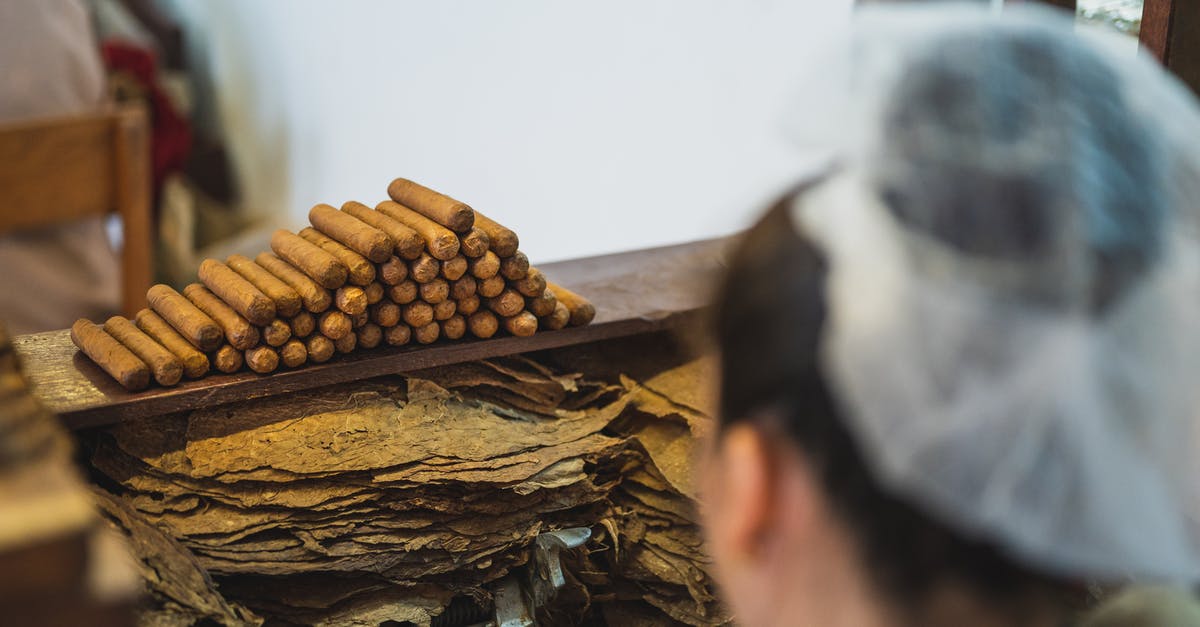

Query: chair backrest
[0,105,152,317]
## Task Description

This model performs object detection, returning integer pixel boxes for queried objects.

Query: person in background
[702,5,1200,627]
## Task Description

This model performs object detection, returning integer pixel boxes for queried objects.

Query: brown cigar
[376,200,459,260]
[442,314,466,340]
[334,331,357,354]
[432,299,457,321]
[540,300,570,330]
[413,321,440,344]
[500,252,530,281]
[386,178,474,232]
[280,338,307,368]
[527,289,557,318]
[270,229,347,289]
[198,259,276,326]
[450,276,477,300]
[420,278,449,304]
[255,253,333,313]
[547,282,596,326]
[340,201,425,260]
[467,310,499,339]
[356,322,383,349]
[503,311,538,337]
[226,254,303,318]
[306,335,335,363]
[350,310,368,328]
[289,311,316,338]
[473,211,519,257]
[183,283,260,351]
[147,284,223,351]
[513,268,547,298]
[469,250,500,280]
[319,310,352,340]
[134,309,209,379]
[456,294,481,316]
[402,301,434,328]
[245,345,279,374]
[459,227,490,258]
[104,316,182,387]
[309,203,393,263]
[409,253,441,284]
[387,280,419,305]
[478,275,506,299]
[486,288,525,317]
[71,319,150,390]
[371,301,402,327]
[364,282,385,305]
[440,255,468,281]
[335,286,368,315]
[299,227,376,286]
[262,319,292,347]
[378,256,409,285]
[384,324,412,346]
[213,345,244,373]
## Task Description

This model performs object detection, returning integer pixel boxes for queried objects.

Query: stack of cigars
[70,178,595,391]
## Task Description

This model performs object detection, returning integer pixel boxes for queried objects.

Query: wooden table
[12,239,727,429]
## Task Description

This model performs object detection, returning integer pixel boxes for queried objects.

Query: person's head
[701,5,1200,627]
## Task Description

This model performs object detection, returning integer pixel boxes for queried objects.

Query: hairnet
[784,3,1200,581]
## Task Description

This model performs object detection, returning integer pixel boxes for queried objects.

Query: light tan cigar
[379,256,408,285]
[486,288,525,317]
[388,280,419,305]
[473,211,519,257]
[356,322,383,349]
[500,252,530,281]
[71,319,150,390]
[351,310,368,328]
[402,301,434,328]
[409,253,441,284]
[467,310,499,339]
[541,300,570,331]
[306,335,334,363]
[279,338,307,368]
[341,200,425,260]
[440,255,468,281]
[456,294,481,316]
[245,345,279,374]
[503,311,538,337]
[459,227,490,258]
[309,203,393,263]
[450,276,477,300]
[270,229,347,289]
[255,253,333,313]
[147,284,223,351]
[386,178,474,232]
[442,314,466,340]
[319,310,352,340]
[547,282,596,326]
[104,316,182,386]
[527,289,557,318]
[420,278,449,304]
[371,301,402,327]
[334,331,357,354]
[414,321,440,344]
[226,254,303,318]
[432,299,457,321]
[376,200,459,260]
[513,268,546,298]
[469,250,500,280]
[198,258,276,326]
[262,319,292,347]
[364,282,384,305]
[478,275,506,298]
[183,283,260,351]
[300,227,375,286]
[335,286,368,315]
[213,344,243,373]
[385,324,411,346]
[289,311,316,338]
[135,309,209,378]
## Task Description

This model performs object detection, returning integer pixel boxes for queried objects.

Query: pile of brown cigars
[70,178,595,391]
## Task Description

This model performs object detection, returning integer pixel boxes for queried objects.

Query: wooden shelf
[12,239,726,430]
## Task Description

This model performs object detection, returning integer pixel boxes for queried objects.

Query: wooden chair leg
[112,106,153,317]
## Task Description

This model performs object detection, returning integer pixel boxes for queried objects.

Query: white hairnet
[785,3,1200,581]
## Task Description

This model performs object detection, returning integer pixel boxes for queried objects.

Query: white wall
[167,0,852,262]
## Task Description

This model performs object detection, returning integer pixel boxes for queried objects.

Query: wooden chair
[0,105,153,318]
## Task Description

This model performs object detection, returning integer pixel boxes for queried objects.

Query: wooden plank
[1141,0,1175,62]
[13,239,726,429]
[113,106,153,316]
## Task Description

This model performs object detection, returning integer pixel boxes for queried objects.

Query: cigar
[183,283,260,351]
[402,301,434,328]
[473,211,519,257]
[486,288,525,318]
[364,282,384,305]
[147,284,223,351]
[513,268,546,298]
[432,299,457,321]
[255,253,333,313]
[386,178,475,232]
[306,335,335,363]
[384,324,411,346]
[350,310,369,328]
[102,317,184,387]
[459,227,490,258]
[280,338,307,368]
[500,252,530,281]
[540,300,570,331]
[134,309,209,378]
[450,276,477,300]
[371,301,401,327]
[309,203,394,263]
[413,321,440,344]
[319,310,352,340]
[245,345,279,374]
[334,331,357,354]
[300,227,376,286]
[456,294,481,316]
[340,201,425,260]
[289,311,316,338]
[270,229,347,289]
[440,255,468,281]
[468,250,500,280]
[503,311,538,337]
[387,280,419,305]
[467,310,499,339]
[442,314,466,340]
[409,253,441,284]
[526,289,557,318]
[376,200,460,260]
[546,282,596,326]
[420,278,449,304]
[478,274,506,298]
[71,319,150,390]
[378,256,409,285]
[335,286,368,315]
[213,345,244,373]
[198,259,276,326]
[262,319,292,347]
[226,254,303,318]
[356,322,383,349]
